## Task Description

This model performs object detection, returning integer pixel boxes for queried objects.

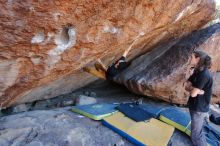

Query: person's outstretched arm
[122,46,131,58]
[122,32,145,58]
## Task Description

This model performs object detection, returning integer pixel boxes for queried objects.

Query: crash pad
[139,103,170,118]
[72,103,118,120]
[159,108,191,134]
[159,108,220,146]
[116,103,153,122]
[102,112,174,146]
[117,102,171,120]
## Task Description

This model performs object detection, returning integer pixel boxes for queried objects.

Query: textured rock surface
[0,107,134,146]
[213,73,220,103]
[114,23,220,104]
[0,107,195,146]
[75,95,97,106]
[0,0,216,108]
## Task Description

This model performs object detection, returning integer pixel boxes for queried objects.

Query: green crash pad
[72,103,118,120]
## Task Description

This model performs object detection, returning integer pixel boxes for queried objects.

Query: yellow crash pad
[103,112,174,146]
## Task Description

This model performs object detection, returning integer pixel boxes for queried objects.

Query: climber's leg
[83,66,106,79]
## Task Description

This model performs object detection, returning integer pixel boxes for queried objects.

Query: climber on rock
[83,45,131,81]
[83,32,145,81]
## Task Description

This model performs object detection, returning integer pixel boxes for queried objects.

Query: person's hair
[193,50,212,70]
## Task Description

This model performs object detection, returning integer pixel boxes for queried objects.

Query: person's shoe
[94,63,103,71]
[209,114,215,123]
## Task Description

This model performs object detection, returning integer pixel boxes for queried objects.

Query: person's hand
[97,59,102,64]
[199,90,204,95]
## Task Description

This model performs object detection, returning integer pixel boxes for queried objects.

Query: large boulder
[114,23,220,104]
[0,0,216,108]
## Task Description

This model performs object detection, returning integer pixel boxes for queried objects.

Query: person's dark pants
[190,110,207,146]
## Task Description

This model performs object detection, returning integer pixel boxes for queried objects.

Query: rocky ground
[0,80,219,146]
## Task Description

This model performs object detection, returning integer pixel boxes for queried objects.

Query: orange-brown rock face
[114,24,220,105]
[0,0,216,108]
